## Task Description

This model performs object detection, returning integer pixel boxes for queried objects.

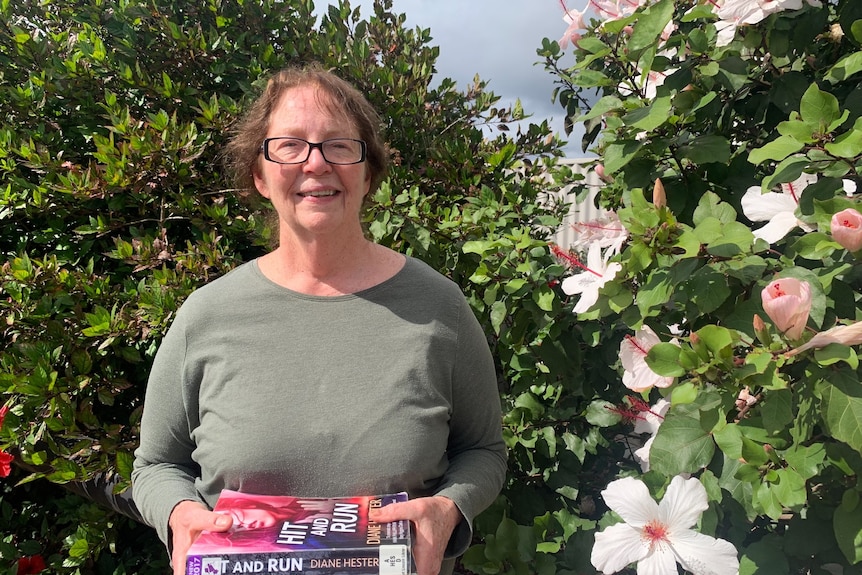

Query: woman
[131,63,507,575]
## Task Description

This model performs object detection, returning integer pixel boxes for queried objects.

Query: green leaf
[706,221,754,257]
[585,400,623,427]
[603,140,643,174]
[739,537,790,575]
[693,192,737,225]
[650,403,715,475]
[748,135,805,165]
[581,96,624,122]
[824,116,862,158]
[771,468,806,510]
[800,82,842,126]
[627,0,674,57]
[646,342,685,377]
[623,96,672,131]
[814,343,859,369]
[825,52,862,84]
[817,370,862,454]
[683,268,731,314]
[714,423,743,460]
[762,389,793,435]
[678,135,731,165]
[776,119,817,143]
[532,284,556,312]
[834,488,862,564]
[490,300,507,336]
[782,443,826,481]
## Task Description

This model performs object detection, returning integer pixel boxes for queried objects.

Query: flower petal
[740,188,796,222]
[751,211,801,243]
[659,476,708,530]
[636,543,678,575]
[634,436,655,472]
[591,523,647,574]
[603,477,659,527]
[561,272,598,297]
[670,529,740,575]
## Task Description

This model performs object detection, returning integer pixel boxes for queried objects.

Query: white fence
[548,157,604,249]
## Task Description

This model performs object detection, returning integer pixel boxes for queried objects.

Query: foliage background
[0,0,568,573]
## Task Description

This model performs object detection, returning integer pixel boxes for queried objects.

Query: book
[186,490,413,575]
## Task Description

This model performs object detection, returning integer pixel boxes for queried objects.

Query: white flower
[560,242,622,314]
[633,398,671,472]
[560,6,586,48]
[741,173,817,243]
[570,211,629,255]
[712,0,822,46]
[591,476,740,575]
[620,325,675,392]
[589,0,648,23]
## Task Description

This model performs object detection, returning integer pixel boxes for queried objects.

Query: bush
[463,0,862,574]
[0,0,569,571]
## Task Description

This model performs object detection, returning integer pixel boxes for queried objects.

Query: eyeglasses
[260,137,367,165]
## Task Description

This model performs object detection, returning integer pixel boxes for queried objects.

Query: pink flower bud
[653,178,666,208]
[752,314,765,333]
[761,278,811,341]
[831,208,862,252]
[595,164,613,183]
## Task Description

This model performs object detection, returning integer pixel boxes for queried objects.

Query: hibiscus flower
[559,1,586,48]
[591,475,740,575]
[569,210,629,255]
[633,398,671,472]
[620,325,675,392]
[741,174,817,244]
[556,242,623,314]
[761,277,811,340]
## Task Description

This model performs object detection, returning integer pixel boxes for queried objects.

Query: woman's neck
[258,234,404,296]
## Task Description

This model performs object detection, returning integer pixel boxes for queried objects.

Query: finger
[369,500,415,523]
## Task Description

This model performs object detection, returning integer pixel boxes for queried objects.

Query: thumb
[209,512,234,531]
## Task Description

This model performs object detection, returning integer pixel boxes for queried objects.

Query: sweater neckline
[248,256,413,301]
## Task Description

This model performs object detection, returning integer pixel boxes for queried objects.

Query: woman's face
[253,85,371,242]
[227,506,280,530]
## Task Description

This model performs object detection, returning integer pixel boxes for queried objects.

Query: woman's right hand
[169,500,233,574]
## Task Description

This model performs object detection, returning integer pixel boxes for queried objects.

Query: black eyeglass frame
[259,137,367,165]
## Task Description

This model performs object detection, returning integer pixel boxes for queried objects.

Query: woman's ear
[253,166,271,199]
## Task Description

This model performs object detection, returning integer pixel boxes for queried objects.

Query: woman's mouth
[299,190,339,198]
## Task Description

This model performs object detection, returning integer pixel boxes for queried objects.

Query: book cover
[186,491,413,575]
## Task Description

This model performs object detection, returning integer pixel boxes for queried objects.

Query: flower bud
[761,278,811,341]
[752,313,770,345]
[595,164,613,183]
[653,178,666,208]
[831,208,862,252]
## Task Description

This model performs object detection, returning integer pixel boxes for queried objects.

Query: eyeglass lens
[265,138,364,164]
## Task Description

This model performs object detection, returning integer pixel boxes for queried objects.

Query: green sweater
[132,257,507,566]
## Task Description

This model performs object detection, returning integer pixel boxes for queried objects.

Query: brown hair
[224,63,389,199]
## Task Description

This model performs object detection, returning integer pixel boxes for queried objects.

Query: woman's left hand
[369,495,461,575]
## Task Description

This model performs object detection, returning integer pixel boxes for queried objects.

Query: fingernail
[215,515,232,527]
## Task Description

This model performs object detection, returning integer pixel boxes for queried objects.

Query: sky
[315,0,590,156]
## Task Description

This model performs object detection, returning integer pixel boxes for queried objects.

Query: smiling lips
[299,190,339,198]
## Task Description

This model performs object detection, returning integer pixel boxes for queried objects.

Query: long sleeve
[433,297,507,557]
[132,306,203,547]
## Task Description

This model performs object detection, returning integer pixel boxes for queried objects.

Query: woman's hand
[368,496,462,575]
[168,500,233,574]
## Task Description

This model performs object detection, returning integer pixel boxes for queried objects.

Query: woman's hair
[224,63,389,198]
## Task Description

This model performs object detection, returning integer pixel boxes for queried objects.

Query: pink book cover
[186,491,412,575]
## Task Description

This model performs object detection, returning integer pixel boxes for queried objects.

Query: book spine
[187,544,411,575]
